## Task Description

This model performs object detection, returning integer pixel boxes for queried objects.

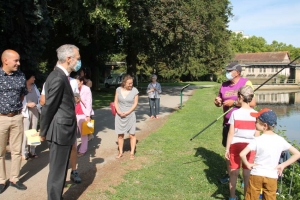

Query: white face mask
[226,71,233,80]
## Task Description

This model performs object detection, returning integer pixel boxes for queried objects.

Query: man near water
[214,62,256,184]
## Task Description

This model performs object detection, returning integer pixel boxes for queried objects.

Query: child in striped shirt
[225,85,260,200]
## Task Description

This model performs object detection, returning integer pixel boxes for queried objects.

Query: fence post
[180,84,190,108]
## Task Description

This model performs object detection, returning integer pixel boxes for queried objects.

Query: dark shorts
[222,124,230,147]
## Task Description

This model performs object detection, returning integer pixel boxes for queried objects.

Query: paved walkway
[1,85,206,200]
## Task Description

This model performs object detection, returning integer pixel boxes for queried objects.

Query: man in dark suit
[40,44,81,200]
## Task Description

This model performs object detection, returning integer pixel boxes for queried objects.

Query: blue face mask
[226,71,233,80]
[74,60,81,72]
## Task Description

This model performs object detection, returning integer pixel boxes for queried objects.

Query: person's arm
[276,146,300,176]
[254,130,260,137]
[225,124,234,160]
[83,87,93,122]
[125,95,138,116]
[39,77,64,138]
[40,94,45,106]
[114,89,121,115]
[147,83,154,93]
[156,83,162,93]
[240,145,257,170]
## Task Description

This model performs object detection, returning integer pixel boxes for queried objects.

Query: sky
[228,0,300,48]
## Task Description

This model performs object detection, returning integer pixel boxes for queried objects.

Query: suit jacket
[40,67,77,145]
[79,85,94,117]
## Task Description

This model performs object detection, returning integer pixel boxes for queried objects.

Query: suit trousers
[47,141,72,200]
[0,114,23,184]
[149,98,160,117]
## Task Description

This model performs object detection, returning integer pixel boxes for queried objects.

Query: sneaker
[219,174,229,184]
[70,170,82,184]
[229,197,238,200]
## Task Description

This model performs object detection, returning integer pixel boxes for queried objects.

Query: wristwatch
[233,100,236,106]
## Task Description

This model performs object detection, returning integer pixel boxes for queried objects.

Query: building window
[271,68,274,72]
[259,94,265,102]
[263,68,266,73]
[275,68,278,72]
[271,94,277,102]
[260,68,262,72]
[252,68,254,72]
[248,68,251,72]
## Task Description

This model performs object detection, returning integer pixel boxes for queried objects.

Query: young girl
[240,108,300,200]
[225,85,260,200]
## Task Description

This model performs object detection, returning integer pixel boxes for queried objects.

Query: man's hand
[86,116,91,122]
[27,102,36,108]
[40,136,46,142]
[223,99,235,107]
[225,151,230,160]
[275,164,286,176]
[214,97,222,107]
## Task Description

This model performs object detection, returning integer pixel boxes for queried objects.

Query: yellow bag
[81,120,94,135]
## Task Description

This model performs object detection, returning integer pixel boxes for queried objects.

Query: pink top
[218,77,249,124]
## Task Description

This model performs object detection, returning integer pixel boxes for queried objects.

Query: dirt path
[1,85,206,200]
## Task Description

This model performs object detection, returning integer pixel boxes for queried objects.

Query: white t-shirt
[248,134,291,178]
[41,77,78,95]
[228,107,257,144]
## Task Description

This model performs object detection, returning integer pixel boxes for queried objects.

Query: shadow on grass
[193,147,244,199]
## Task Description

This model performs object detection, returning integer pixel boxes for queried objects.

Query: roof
[233,52,290,64]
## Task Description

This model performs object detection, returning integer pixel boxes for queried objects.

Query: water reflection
[255,90,300,144]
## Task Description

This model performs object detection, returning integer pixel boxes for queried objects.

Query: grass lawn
[100,87,244,199]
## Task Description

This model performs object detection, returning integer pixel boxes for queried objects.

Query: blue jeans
[149,98,160,117]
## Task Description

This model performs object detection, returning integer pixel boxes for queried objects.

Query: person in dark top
[0,49,28,193]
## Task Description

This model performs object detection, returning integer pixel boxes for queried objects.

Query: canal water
[255,90,300,144]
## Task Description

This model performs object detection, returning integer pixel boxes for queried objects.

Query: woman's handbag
[110,102,117,116]
[81,120,95,135]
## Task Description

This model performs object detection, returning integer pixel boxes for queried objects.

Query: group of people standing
[215,62,300,200]
[0,44,164,199]
[0,45,94,199]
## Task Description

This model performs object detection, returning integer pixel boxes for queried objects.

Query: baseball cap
[225,62,242,72]
[250,108,277,127]
[238,85,254,97]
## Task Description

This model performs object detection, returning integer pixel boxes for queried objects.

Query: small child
[225,85,260,200]
[240,108,300,200]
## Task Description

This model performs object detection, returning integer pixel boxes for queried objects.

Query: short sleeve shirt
[0,67,28,114]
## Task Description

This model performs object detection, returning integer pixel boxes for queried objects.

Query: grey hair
[151,74,157,79]
[56,44,79,63]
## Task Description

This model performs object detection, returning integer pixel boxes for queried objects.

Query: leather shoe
[0,184,5,194]
[10,181,27,190]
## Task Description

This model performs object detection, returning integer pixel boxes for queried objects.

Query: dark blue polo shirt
[0,67,28,114]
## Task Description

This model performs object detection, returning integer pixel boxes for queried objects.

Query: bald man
[0,50,28,193]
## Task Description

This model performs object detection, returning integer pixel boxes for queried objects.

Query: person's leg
[47,141,72,200]
[243,147,256,196]
[77,115,87,155]
[154,98,159,118]
[116,134,124,158]
[129,134,136,160]
[229,169,239,198]
[149,98,155,118]
[29,109,39,156]
[0,116,10,185]
[70,143,81,184]
[220,124,230,184]
[22,117,30,159]
[245,175,263,200]
[262,177,277,200]
[9,114,24,185]
[228,143,241,199]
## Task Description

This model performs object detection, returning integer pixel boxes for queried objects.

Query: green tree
[0,0,52,70]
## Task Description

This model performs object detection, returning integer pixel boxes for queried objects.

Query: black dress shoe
[0,184,5,194]
[10,181,27,190]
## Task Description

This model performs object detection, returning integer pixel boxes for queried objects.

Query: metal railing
[179,84,190,108]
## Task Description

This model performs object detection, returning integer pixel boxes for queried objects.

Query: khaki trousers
[0,114,24,184]
[245,175,277,200]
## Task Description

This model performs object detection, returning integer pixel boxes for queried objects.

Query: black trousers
[47,141,72,200]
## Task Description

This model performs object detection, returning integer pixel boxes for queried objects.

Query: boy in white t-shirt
[225,85,260,200]
[240,108,300,200]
